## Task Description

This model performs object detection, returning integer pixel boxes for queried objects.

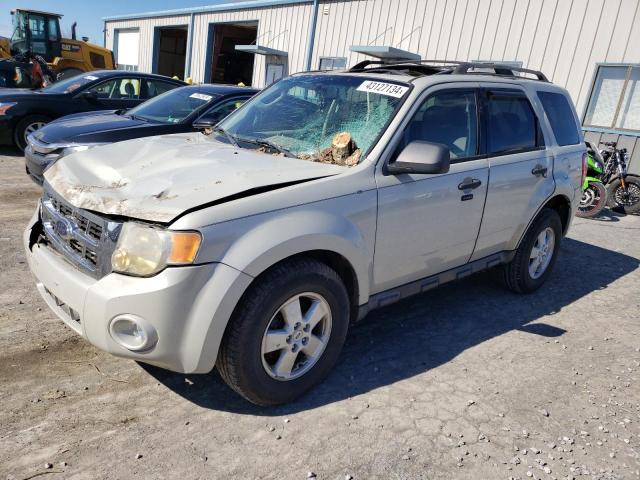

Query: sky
[0,0,234,47]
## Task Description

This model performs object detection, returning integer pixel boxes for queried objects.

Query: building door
[208,23,257,85]
[115,29,139,71]
[155,26,188,79]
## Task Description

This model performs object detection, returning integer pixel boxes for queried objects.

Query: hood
[45,132,346,223]
[34,111,148,144]
[0,88,60,101]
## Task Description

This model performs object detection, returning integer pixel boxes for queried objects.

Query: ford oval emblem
[54,218,75,240]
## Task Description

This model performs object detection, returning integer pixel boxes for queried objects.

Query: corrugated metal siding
[106,5,311,87]
[105,0,640,110]
[105,15,191,73]
[310,0,639,115]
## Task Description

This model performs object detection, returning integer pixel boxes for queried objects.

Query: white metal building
[104,0,640,170]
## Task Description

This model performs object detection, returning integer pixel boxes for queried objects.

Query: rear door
[373,84,489,293]
[470,85,555,260]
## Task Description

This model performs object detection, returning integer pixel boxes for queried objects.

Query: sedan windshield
[126,88,218,124]
[42,74,97,94]
[218,75,409,164]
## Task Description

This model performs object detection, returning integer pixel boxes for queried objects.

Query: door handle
[458,178,482,190]
[531,165,548,177]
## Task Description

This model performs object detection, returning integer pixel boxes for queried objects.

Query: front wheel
[577,181,608,218]
[217,257,350,405]
[501,208,562,293]
[13,114,51,151]
[606,176,640,214]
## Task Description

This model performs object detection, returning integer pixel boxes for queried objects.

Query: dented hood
[44,132,346,223]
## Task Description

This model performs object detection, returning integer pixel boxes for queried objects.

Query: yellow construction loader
[0,8,115,87]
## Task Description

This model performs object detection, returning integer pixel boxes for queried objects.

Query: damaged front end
[30,184,123,279]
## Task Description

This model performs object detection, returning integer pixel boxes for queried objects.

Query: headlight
[0,102,17,115]
[111,222,202,277]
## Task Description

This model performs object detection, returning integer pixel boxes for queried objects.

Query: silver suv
[24,62,585,405]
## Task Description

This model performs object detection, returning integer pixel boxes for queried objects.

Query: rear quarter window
[537,91,580,146]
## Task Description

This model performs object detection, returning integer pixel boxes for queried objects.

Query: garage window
[584,65,640,132]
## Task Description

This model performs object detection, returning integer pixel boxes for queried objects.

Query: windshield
[41,74,98,94]
[10,11,27,52]
[126,88,218,123]
[218,75,409,164]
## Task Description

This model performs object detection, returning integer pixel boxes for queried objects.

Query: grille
[40,186,121,279]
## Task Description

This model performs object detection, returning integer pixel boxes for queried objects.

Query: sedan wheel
[24,121,46,143]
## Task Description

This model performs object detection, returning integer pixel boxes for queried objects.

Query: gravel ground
[1,147,639,480]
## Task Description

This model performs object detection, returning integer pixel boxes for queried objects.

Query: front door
[373,85,489,293]
[81,77,145,110]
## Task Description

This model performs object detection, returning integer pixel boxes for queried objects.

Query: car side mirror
[386,141,451,175]
[192,117,217,129]
[78,90,98,101]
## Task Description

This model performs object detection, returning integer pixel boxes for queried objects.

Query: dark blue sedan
[25,84,258,184]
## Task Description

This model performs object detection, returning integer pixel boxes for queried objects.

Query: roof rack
[348,59,549,82]
[452,62,549,82]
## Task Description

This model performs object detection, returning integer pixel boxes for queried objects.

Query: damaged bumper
[23,208,253,373]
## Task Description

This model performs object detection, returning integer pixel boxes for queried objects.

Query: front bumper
[24,208,254,373]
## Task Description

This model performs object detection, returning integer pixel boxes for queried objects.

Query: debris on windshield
[300,132,361,167]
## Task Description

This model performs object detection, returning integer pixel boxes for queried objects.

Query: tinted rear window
[487,93,540,154]
[537,91,580,146]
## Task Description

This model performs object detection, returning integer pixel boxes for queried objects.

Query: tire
[501,208,562,293]
[576,182,608,218]
[606,176,640,215]
[13,115,51,151]
[56,68,83,81]
[217,257,350,406]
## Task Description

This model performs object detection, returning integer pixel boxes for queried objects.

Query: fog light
[109,314,158,352]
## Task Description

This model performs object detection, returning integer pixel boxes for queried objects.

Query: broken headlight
[111,222,202,277]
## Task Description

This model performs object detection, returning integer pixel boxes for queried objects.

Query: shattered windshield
[217,74,409,166]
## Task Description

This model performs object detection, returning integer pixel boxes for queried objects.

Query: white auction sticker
[190,93,213,101]
[84,75,98,81]
[356,80,409,98]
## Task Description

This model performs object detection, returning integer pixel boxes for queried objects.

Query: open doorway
[156,26,188,79]
[209,22,257,85]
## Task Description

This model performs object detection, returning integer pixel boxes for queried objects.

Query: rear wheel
[501,208,562,293]
[577,181,608,218]
[13,115,50,151]
[606,176,640,214]
[217,257,350,406]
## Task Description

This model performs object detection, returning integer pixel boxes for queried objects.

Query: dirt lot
[1,148,639,480]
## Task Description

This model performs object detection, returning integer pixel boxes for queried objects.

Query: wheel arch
[543,194,572,235]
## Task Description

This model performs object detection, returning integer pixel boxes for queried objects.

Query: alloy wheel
[528,227,555,280]
[261,292,332,381]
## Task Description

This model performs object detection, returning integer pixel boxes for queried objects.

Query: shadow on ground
[142,236,639,415]
[0,146,21,158]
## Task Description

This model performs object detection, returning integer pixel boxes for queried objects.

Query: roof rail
[347,59,549,82]
[452,62,549,82]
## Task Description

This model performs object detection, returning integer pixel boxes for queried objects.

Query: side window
[404,90,478,160]
[199,97,249,123]
[537,91,580,146]
[487,92,542,155]
[144,80,178,99]
[89,78,140,99]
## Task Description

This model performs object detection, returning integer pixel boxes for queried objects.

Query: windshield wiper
[213,127,240,148]
[242,138,295,157]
